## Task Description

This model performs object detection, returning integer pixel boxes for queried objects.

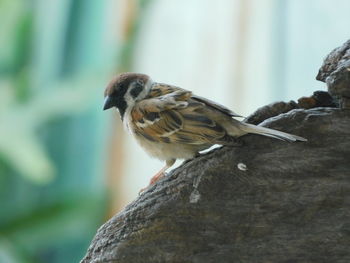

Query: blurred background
[0,0,349,262]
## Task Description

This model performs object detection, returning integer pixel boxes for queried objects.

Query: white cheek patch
[124,92,134,107]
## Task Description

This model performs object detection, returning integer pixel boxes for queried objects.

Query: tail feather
[239,123,307,142]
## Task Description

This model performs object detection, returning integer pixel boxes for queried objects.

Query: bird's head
[103,73,152,118]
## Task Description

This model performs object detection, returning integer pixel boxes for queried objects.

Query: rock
[81,107,350,263]
[243,101,298,125]
[298,91,338,109]
[317,39,350,108]
[244,91,337,125]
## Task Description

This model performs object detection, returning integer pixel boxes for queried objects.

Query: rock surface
[317,39,350,108]
[81,40,350,263]
[81,107,350,263]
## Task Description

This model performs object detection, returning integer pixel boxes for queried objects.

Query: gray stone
[81,40,350,263]
[81,107,350,263]
[317,39,350,108]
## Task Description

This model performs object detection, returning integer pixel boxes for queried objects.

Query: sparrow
[104,73,307,188]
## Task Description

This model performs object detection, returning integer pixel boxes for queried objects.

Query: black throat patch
[116,98,127,120]
[112,84,128,119]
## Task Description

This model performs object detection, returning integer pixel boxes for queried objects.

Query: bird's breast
[132,134,200,161]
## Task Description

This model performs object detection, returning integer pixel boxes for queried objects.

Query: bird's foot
[149,171,165,185]
[139,171,166,194]
[139,159,175,194]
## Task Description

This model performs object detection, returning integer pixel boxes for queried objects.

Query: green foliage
[0,0,153,262]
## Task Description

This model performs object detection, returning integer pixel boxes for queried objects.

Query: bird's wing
[192,95,242,117]
[148,84,241,118]
[130,85,227,144]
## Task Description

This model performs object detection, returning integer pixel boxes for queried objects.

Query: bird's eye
[129,81,144,99]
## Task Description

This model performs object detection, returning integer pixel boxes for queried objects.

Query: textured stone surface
[244,100,298,125]
[317,39,350,108]
[244,91,336,125]
[81,107,350,263]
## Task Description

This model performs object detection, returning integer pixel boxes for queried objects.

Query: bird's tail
[238,123,307,142]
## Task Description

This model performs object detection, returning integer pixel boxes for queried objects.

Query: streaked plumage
[104,73,307,188]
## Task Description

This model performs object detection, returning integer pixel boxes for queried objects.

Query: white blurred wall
[116,0,350,206]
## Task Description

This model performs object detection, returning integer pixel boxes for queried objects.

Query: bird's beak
[103,96,114,110]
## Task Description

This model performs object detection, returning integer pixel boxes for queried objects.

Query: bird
[103,72,307,189]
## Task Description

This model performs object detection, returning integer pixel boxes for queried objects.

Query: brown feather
[130,84,231,145]
[192,95,242,117]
